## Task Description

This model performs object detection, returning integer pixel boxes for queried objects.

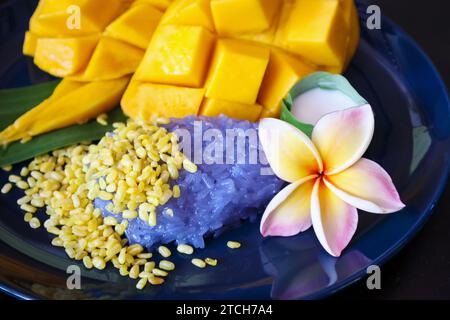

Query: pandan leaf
[0,82,127,166]
[281,72,368,133]
[280,100,314,137]
[0,81,60,130]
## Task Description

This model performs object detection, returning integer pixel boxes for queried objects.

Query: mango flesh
[136,25,215,87]
[105,3,163,50]
[123,0,359,122]
[26,1,168,81]
[341,0,361,67]
[200,98,262,122]
[210,0,281,36]
[29,77,130,135]
[122,82,205,121]
[14,1,173,144]
[34,35,99,77]
[285,0,349,68]
[134,0,173,10]
[205,39,270,104]
[0,77,129,145]
[69,37,144,81]
[161,0,215,31]
[258,49,316,117]
[0,79,85,143]
[29,0,126,37]
[23,32,39,56]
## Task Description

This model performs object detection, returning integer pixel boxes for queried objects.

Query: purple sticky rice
[95,116,284,249]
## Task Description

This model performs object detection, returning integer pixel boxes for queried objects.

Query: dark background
[1,0,449,300]
[335,0,450,300]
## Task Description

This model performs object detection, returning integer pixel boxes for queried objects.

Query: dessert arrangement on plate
[0,0,405,291]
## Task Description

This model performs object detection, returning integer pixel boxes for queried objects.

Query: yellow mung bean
[129,264,139,279]
[136,277,147,290]
[205,258,218,267]
[191,258,206,269]
[1,165,12,172]
[152,268,168,277]
[177,244,194,255]
[158,246,171,258]
[159,260,175,271]
[96,113,108,126]
[29,217,41,229]
[1,183,12,194]
[227,241,241,249]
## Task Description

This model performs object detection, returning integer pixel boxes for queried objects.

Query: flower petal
[259,118,322,183]
[325,158,405,213]
[261,175,317,237]
[312,104,374,175]
[311,179,358,257]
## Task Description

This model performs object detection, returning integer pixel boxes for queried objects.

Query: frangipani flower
[259,105,405,257]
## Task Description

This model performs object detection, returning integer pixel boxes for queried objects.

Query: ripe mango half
[122,0,360,121]
[0,77,130,145]
[25,0,165,80]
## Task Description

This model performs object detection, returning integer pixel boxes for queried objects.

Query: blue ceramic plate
[0,0,449,300]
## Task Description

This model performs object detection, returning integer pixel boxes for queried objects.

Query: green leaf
[0,81,60,131]
[280,100,313,137]
[0,83,127,166]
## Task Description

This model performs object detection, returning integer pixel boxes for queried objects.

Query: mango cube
[285,0,349,68]
[134,0,173,11]
[342,0,360,67]
[136,25,215,87]
[34,35,99,77]
[273,0,295,49]
[161,0,215,31]
[29,0,125,37]
[134,83,205,120]
[200,98,262,122]
[80,37,144,81]
[258,49,316,117]
[211,0,281,36]
[105,3,163,50]
[205,39,270,104]
[238,10,280,46]
[23,32,39,56]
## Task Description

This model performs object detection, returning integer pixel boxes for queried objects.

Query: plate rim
[0,2,449,300]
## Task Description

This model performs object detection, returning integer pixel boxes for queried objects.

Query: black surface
[1,0,449,300]
[334,0,450,300]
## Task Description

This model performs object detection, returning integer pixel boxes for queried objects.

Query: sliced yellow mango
[23,32,39,56]
[205,39,270,104]
[258,49,316,117]
[285,0,349,68]
[0,77,128,145]
[161,0,215,32]
[342,0,360,67]
[273,0,295,49]
[259,108,280,119]
[105,3,163,50]
[27,78,129,137]
[70,37,144,81]
[237,8,281,46]
[34,35,99,77]
[210,0,281,36]
[200,98,262,122]
[136,25,215,87]
[29,0,126,37]
[0,79,86,144]
[122,82,204,120]
[121,78,141,119]
[134,0,173,10]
